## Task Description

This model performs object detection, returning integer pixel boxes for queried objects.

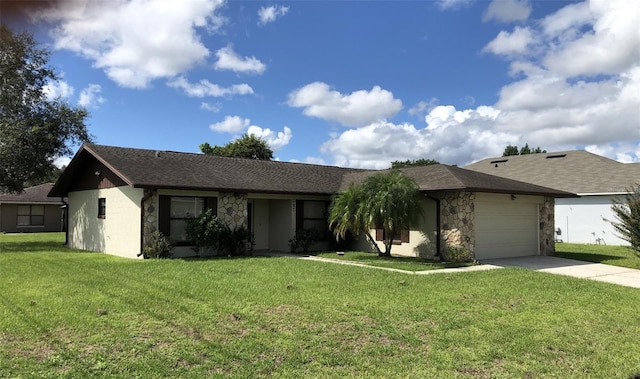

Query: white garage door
[475,199,539,259]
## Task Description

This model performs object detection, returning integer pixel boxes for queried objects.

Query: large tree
[0,25,91,193]
[610,185,640,256]
[329,170,422,257]
[200,134,273,160]
[391,158,439,169]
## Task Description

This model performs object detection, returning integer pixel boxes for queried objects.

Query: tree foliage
[329,170,422,257]
[391,158,439,169]
[200,134,273,160]
[0,25,92,193]
[184,209,252,256]
[610,185,640,256]
[502,143,546,157]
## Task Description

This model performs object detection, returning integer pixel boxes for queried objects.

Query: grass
[556,242,640,269]
[1,233,640,378]
[312,251,473,271]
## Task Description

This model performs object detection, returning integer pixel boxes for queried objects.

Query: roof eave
[420,187,578,198]
[132,183,336,197]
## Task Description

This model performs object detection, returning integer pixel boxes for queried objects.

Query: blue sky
[4,0,639,168]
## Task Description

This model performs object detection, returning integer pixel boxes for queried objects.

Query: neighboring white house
[49,144,574,260]
[466,151,640,246]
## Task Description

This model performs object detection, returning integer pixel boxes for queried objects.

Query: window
[375,228,410,244]
[98,198,106,219]
[17,205,45,226]
[158,196,217,245]
[169,197,205,243]
[296,200,329,240]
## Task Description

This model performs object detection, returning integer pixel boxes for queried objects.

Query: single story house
[49,144,575,260]
[1,183,65,233]
[465,151,640,246]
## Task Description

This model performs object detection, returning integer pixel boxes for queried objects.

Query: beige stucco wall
[362,197,439,258]
[68,186,143,258]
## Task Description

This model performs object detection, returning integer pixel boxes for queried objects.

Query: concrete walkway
[261,252,640,288]
[481,256,640,289]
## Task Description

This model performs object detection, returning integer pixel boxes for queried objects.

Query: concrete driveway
[482,256,640,288]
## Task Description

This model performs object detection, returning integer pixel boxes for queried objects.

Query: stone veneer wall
[439,192,476,255]
[218,192,248,230]
[141,188,158,248]
[539,196,555,256]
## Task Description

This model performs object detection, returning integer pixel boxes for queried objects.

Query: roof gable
[465,151,637,194]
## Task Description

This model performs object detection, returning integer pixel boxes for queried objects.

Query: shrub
[441,245,474,264]
[289,229,317,254]
[184,209,224,254]
[220,225,254,256]
[139,231,173,259]
[329,229,355,251]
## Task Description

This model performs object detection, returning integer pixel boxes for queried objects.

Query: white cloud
[540,1,593,37]
[408,98,439,117]
[287,82,403,127]
[209,115,250,133]
[585,143,640,163]
[483,26,534,56]
[167,76,254,97]
[200,102,221,112]
[208,116,293,151]
[257,5,289,26]
[542,0,640,77]
[53,156,72,168]
[320,110,515,169]
[321,58,639,167]
[35,0,225,88]
[247,125,292,151]
[213,45,266,74]
[436,0,474,11]
[43,80,74,100]
[78,84,105,108]
[483,0,531,23]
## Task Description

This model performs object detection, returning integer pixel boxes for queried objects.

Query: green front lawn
[556,242,640,269]
[1,233,639,378]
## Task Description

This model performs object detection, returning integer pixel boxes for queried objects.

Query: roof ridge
[440,165,475,188]
[87,143,361,171]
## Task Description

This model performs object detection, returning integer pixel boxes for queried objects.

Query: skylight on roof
[546,154,567,159]
[490,159,508,164]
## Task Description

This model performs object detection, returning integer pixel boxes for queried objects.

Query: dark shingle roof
[1,183,63,203]
[341,165,576,197]
[50,144,576,198]
[465,151,638,194]
[50,144,363,197]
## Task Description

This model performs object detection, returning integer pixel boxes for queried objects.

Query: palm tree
[329,170,422,257]
[329,182,382,255]
[611,185,640,255]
